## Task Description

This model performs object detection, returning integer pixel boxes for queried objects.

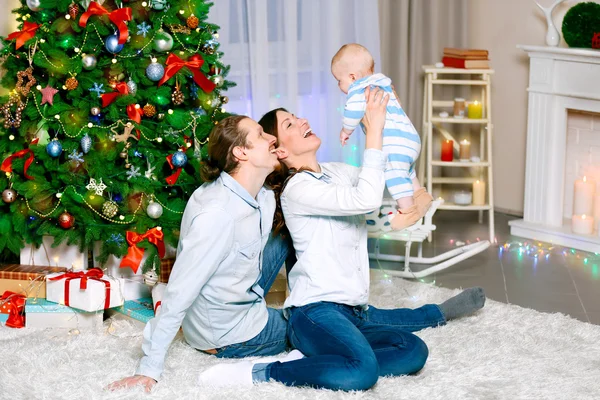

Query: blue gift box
[111,298,155,324]
[25,298,87,313]
[0,313,8,324]
[25,298,103,329]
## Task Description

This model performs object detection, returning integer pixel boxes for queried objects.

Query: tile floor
[369,211,600,325]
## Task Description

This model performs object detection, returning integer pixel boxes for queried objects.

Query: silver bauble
[80,133,92,154]
[90,107,101,116]
[146,201,163,219]
[143,270,158,286]
[210,75,225,87]
[2,188,17,203]
[150,0,167,10]
[146,62,165,82]
[26,0,41,11]
[152,31,174,53]
[82,54,97,70]
[126,78,137,95]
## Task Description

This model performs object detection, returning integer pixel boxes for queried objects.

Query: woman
[200,88,485,391]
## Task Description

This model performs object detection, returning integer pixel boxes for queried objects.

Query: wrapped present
[159,258,175,283]
[0,313,8,325]
[20,235,88,270]
[106,298,154,328]
[25,298,103,329]
[0,291,26,328]
[46,268,124,312]
[0,264,68,298]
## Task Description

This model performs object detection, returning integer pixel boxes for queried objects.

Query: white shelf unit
[419,66,495,242]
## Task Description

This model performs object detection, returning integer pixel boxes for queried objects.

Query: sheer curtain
[209,0,381,164]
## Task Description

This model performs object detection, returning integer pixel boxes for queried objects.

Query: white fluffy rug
[2,277,600,400]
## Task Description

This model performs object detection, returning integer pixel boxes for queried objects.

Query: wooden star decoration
[40,85,59,106]
[16,67,36,97]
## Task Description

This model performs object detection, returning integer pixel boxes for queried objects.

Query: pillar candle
[441,140,453,162]
[472,180,486,205]
[573,176,596,215]
[459,140,471,160]
[468,101,483,119]
[572,214,594,235]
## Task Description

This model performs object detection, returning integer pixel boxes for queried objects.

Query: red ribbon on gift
[120,228,166,274]
[48,268,112,310]
[79,2,132,45]
[7,22,40,50]
[0,291,26,328]
[101,82,129,107]
[127,104,144,124]
[1,149,35,180]
[157,53,216,93]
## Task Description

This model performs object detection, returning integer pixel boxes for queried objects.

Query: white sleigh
[366,199,490,278]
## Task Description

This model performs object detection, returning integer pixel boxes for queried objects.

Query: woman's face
[274,110,321,160]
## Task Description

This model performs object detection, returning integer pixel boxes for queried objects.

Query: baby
[331,43,432,230]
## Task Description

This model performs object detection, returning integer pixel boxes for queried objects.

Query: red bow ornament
[120,228,166,273]
[157,53,216,93]
[79,2,132,45]
[126,104,144,124]
[101,82,129,107]
[7,22,40,50]
[0,291,26,328]
[1,149,35,180]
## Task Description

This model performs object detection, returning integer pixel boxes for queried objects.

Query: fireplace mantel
[509,45,600,253]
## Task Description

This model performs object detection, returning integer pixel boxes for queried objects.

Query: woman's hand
[105,375,157,393]
[361,86,389,150]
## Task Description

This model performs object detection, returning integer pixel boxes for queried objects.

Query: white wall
[1,0,19,36]
[467,0,599,215]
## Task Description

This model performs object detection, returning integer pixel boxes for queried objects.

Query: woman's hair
[260,108,314,237]
[200,115,250,182]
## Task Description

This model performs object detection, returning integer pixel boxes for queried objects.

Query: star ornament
[40,85,59,106]
[86,178,107,195]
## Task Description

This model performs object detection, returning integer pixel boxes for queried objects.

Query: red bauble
[58,212,75,229]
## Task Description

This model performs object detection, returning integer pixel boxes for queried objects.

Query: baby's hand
[340,130,351,146]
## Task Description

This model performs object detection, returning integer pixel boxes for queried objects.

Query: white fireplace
[509,45,600,253]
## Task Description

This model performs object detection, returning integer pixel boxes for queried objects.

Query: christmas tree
[0,0,232,273]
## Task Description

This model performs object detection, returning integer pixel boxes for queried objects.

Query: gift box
[0,291,26,328]
[46,269,124,312]
[0,313,8,325]
[159,258,175,283]
[0,264,68,298]
[25,298,103,329]
[105,297,155,328]
[20,236,88,270]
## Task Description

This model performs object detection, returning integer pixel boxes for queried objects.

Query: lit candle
[572,214,594,235]
[459,140,471,160]
[468,101,483,119]
[441,140,453,162]
[472,180,486,205]
[573,176,596,215]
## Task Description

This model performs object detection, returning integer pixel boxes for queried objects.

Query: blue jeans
[254,301,445,390]
[214,233,295,358]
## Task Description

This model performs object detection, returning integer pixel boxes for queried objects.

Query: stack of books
[442,48,490,69]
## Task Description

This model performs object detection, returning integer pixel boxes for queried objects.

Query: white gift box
[46,271,124,312]
[25,298,103,330]
[93,241,177,300]
[20,236,88,270]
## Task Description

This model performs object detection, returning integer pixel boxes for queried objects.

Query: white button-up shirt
[281,149,387,310]
[136,172,274,381]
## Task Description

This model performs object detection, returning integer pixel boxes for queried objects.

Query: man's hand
[105,375,157,393]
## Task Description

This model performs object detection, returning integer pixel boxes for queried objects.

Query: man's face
[238,118,279,172]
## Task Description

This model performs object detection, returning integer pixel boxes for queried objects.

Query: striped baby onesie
[342,73,421,200]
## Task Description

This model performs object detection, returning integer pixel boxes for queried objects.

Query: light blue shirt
[136,172,274,381]
[281,149,387,311]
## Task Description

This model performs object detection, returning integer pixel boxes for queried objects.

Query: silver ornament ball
[146,62,165,82]
[143,270,158,286]
[153,31,174,53]
[26,0,41,11]
[2,188,17,203]
[90,107,101,116]
[146,201,163,219]
[210,75,225,88]
[171,151,188,168]
[82,54,97,70]
[127,79,137,96]
[150,0,167,10]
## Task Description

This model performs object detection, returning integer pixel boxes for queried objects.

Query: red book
[442,56,490,69]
